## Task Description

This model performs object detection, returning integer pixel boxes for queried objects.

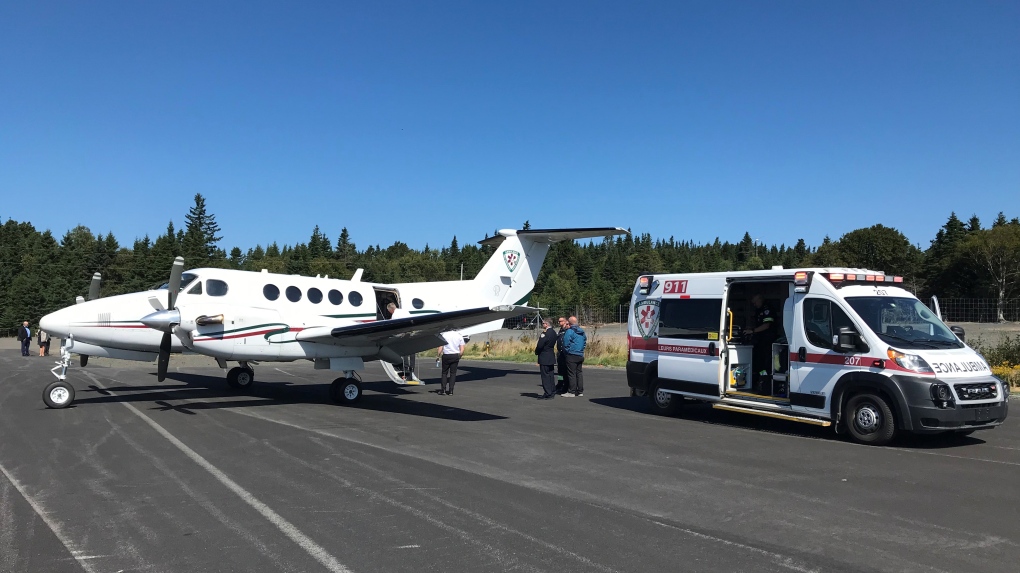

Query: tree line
[2,194,1019,329]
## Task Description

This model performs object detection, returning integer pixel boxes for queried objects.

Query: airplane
[39,227,627,408]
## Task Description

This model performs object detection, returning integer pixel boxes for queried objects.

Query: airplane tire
[331,378,362,405]
[43,381,75,409]
[846,393,896,446]
[227,367,255,390]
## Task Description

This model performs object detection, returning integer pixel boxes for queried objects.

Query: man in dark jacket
[561,316,587,397]
[16,321,31,356]
[535,319,558,399]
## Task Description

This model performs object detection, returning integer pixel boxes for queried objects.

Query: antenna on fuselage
[351,269,363,282]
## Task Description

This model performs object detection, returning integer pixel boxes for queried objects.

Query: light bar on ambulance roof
[638,275,653,295]
[823,272,903,286]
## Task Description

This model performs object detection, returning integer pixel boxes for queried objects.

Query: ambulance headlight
[887,348,934,374]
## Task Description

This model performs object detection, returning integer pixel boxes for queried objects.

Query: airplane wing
[295,305,540,356]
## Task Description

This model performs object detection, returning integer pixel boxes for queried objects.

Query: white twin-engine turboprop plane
[39,227,627,409]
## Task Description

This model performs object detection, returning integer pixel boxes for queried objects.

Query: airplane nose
[40,310,68,338]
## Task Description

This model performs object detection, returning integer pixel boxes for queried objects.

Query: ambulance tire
[649,381,682,416]
[846,393,896,446]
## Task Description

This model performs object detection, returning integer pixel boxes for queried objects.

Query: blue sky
[2,1,1017,253]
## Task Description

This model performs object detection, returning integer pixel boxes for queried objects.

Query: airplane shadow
[588,396,991,449]
[72,371,507,422]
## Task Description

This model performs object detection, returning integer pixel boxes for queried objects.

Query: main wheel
[846,393,896,445]
[330,378,362,405]
[649,380,681,416]
[43,381,75,409]
[226,367,255,390]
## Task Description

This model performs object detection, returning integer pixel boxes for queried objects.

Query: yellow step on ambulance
[626,268,1009,445]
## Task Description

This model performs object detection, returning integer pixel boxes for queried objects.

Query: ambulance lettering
[931,360,989,374]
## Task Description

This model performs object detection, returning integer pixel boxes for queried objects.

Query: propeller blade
[147,296,166,312]
[167,256,184,310]
[157,332,172,382]
[88,272,102,300]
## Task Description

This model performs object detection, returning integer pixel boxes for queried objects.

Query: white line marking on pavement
[274,368,296,377]
[82,372,354,573]
[0,461,99,573]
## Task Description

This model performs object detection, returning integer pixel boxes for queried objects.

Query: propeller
[140,257,184,382]
[76,272,102,305]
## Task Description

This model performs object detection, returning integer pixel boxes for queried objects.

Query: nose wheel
[227,366,255,390]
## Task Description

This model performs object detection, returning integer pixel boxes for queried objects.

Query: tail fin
[473,227,628,305]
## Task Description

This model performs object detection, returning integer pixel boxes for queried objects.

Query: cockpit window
[187,281,203,295]
[207,279,229,297]
[153,272,198,292]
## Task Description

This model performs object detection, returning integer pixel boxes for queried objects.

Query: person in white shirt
[436,331,465,395]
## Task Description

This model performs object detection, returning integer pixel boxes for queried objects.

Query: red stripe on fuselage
[194,327,305,342]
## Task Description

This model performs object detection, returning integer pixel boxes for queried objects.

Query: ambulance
[626,268,1009,445]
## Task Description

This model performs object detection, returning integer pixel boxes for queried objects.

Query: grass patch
[459,328,628,367]
[972,334,1020,391]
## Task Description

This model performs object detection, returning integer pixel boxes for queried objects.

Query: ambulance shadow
[590,396,991,448]
[73,372,506,422]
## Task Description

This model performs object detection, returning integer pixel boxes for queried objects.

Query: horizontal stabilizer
[478,227,627,247]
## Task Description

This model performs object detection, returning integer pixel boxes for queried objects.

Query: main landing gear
[226,362,255,390]
[329,372,362,406]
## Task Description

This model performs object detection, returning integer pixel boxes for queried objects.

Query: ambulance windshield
[846,297,963,350]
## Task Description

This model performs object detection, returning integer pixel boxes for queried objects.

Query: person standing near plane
[17,321,31,356]
[535,319,558,399]
[555,316,569,393]
[436,330,465,395]
[561,316,587,397]
[38,328,51,357]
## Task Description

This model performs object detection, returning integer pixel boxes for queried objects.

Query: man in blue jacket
[561,316,587,397]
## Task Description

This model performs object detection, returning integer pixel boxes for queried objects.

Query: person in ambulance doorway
[745,294,777,394]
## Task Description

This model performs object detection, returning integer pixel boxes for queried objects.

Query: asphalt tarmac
[1,347,1018,573]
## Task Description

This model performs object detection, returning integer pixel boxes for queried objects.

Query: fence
[935,299,1020,323]
[502,298,1020,331]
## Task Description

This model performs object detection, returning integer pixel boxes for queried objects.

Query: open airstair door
[372,286,421,384]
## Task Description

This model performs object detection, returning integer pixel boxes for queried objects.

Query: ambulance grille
[953,383,998,401]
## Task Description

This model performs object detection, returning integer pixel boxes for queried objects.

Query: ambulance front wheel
[846,393,896,446]
[649,382,682,416]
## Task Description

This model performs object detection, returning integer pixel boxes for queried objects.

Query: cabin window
[286,286,302,302]
[328,289,343,305]
[349,291,363,306]
[659,298,723,340]
[308,288,323,304]
[207,279,229,297]
[263,284,280,301]
[187,282,203,295]
[412,298,424,309]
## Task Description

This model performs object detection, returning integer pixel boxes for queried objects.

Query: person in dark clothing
[555,316,569,393]
[535,319,558,399]
[747,294,777,394]
[17,321,31,356]
[561,316,587,397]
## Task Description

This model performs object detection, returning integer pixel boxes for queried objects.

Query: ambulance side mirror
[950,325,965,342]
[837,327,867,353]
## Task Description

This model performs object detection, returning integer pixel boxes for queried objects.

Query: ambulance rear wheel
[846,393,896,446]
[649,381,681,416]
[43,381,75,409]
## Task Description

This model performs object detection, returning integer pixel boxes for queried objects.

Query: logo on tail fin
[503,250,521,272]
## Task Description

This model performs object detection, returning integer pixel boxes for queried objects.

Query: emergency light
[638,275,653,295]
[823,273,903,287]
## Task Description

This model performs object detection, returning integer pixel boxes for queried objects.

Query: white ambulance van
[626,268,1009,445]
